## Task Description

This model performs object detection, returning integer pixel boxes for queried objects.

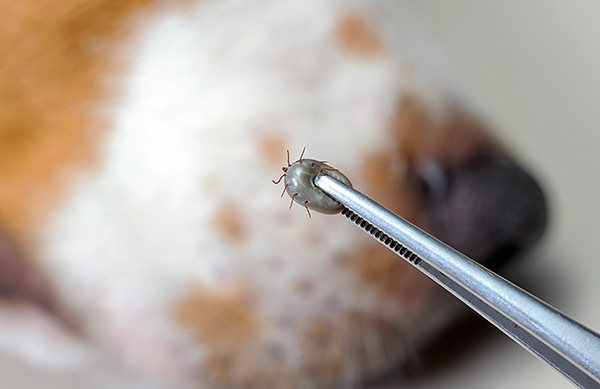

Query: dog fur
[0,1,547,387]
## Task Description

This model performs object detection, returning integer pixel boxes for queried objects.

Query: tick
[272,147,353,217]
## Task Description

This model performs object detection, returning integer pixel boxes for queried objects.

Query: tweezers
[314,173,600,388]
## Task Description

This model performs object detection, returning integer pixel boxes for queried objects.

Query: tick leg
[272,173,286,184]
[289,193,298,209]
[311,160,328,166]
[281,183,290,197]
[299,146,306,162]
[286,150,291,167]
[319,167,338,173]
[303,201,312,218]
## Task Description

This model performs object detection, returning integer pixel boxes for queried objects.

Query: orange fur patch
[211,201,248,244]
[336,12,384,59]
[174,284,261,347]
[0,0,161,247]
[257,132,287,169]
[173,283,269,386]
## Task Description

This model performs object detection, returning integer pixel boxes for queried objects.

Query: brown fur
[258,133,288,169]
[211,201,249,245]
[173,282,268,387]
[0,0,158,246]
[336,12,384,59]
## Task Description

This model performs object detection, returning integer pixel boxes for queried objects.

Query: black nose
[423,157,548,269]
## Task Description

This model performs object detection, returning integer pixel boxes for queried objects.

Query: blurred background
[2,1,599,388]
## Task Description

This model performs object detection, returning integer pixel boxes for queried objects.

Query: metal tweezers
[314,173,600,388]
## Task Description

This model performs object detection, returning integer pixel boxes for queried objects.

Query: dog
[0,0,547,387]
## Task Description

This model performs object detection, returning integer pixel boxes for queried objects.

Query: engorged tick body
[273,148,352,217]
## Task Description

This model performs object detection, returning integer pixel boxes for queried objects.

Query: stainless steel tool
[314,173,600,388]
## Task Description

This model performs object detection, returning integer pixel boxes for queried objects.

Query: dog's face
[0,0,547,387]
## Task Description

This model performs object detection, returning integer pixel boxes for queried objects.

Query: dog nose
[419,157,548,269]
